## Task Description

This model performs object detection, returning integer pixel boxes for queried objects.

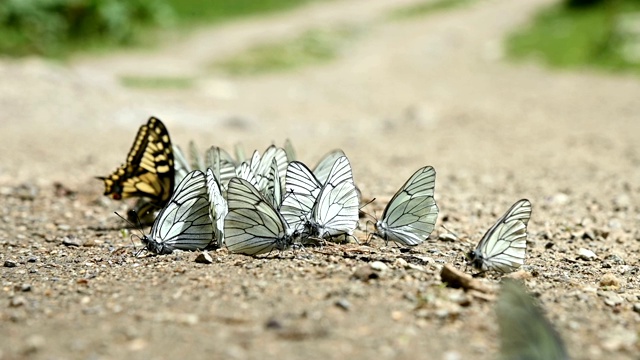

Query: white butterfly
[224,177,300,255]
[172,144,192,190]
[305,156,359,241]
[206,169,228,247]
[280,160,322,232]
[466,199,531,273]
[497,279,568,359]
[373,166,439,246]
[205,146,237,191]
[263,158,283,210]
[312,149,346,185]
[140,170,215,255]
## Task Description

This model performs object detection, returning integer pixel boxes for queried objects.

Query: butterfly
[206,169,228,248]
[224,177,299,255]
[280,160,322,232]
[466,199,532,273]
[98,117,175,215]
[372,166,439,246]
[302,156,359,241]
[497,279,568,360]
[205,146,237,191]
[139,170,215,255]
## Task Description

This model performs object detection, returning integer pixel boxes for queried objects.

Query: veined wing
[225,178,294,255]
[376,166,439,246]
[280,161,322,231]
[206,169,228,247]
[205,146,236,190]
[263,158,283,210]
[188,140,205,172]
[173,144,192,187]
[255,145,288,191]
[313,149,346,185]
[310,156,359,239]
[284,139,296,162]
[468,199,532,273]
[98,117,175,205]
[143,170,214,254]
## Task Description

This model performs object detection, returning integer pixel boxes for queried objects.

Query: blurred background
[0,0,639,194]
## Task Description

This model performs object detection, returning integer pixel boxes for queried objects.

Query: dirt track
[1,0,640,359]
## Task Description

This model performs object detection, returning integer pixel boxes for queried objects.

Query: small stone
[265,318,283,329]
[394,258,408,268]
[578,248,597,261]
[438,233,457,242]
[62,237,81,247]
[4,260,17,267]
[20,284,32,292]
[369,261,388,272]
[633,303,640,313]
[335,299,351,311]
[195,252,213,264]
[57,224,71,231]
[352,265,378,281]
[10,296,26,307]
[27,256,38,263]
[603,293,623,307]
[600,273,621,288]
[24,335,45,354]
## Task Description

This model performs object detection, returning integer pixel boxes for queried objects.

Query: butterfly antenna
[115,211,146,255]
[359,197,376,210]
[441,224,461,241]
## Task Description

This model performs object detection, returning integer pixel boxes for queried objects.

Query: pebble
[600,273,621,288]
[20,284,32,292]
[195,252,213,264]
[352,265,378,281]
[10,296,26,307]
[27,256,38,263]
[578,248,597,261]
[335,299,351,311]
[602,293,623,307]
[369,261,388,272]
[62,237,81,247]
[633,303,640,314]
[4,260,17,267]
[438,233,457,242]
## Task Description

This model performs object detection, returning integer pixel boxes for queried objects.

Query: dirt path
[1,0,640,359]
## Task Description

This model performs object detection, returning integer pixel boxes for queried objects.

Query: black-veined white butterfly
[139,170,215,255]
[305,156,359,241]
[206,169,228,247]
[312,149,346,185]
[497,279,568,360]
[372,166,439,246]
[205,146,237,191]
[224,178,299,255]
[280,160,322,232]
[466,199,531,273]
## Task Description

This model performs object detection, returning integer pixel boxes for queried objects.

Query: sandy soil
[1,0,640,359]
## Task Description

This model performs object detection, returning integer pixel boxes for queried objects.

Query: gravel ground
[1,0,640,359]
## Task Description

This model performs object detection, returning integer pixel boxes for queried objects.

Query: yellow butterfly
[98,117,175,215]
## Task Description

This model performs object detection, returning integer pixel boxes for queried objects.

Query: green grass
[120,75,195,89]
[506,1,640,75]
[212,26,362,76]
[389,0,474,19]
[169,0,325,25]
[0,0,322,58]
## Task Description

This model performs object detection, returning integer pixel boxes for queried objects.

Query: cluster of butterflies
[99,117,532,274]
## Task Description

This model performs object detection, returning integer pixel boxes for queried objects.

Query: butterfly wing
[188,140,205,171]
[470,199,532,273]
[99,117,175,204]
[376,166,439,246]
[310,156,359,239]
[255,145,288,192]
[280,161,322,231]
[497,279,569,360]
[205,146,237,191]
[144,170,214,254]
[206,169,228,247]
[312,149,346,184]
[225,178,291,255]
[173,144,192,187]
[263,158,283,210]
[284,139,296,162]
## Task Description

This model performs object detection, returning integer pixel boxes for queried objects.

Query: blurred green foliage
[212,26,361,76]
[507,0,640,75]
[0,0,319,57]
[0,0,173,56]
[389,0,473,19]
